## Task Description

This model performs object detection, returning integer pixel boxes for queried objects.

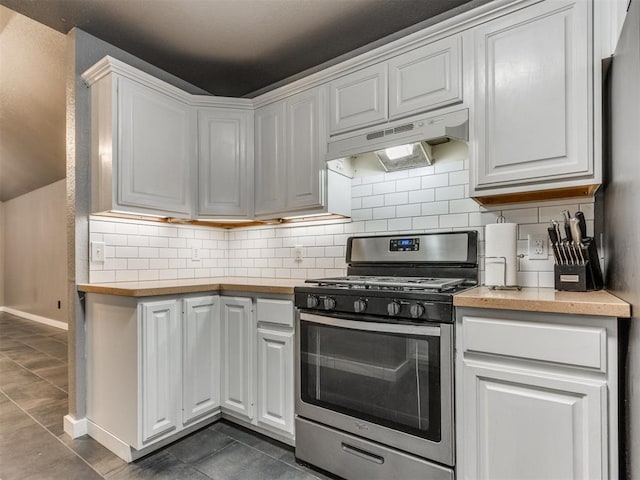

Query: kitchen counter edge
[454,287,631,318]
[77,277,307,297]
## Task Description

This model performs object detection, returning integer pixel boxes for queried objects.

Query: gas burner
[307,276,466,292]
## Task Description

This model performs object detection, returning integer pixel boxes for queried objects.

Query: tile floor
[0,312,336,479]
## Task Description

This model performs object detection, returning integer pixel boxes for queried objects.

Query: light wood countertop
[454,287,631,318]
[77,277,307,297]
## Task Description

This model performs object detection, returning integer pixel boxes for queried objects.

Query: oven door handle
[299,312,441,337]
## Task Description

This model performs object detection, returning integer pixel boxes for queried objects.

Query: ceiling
[0,0,482,202]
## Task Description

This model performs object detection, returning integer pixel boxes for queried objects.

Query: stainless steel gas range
[294,231,478,480]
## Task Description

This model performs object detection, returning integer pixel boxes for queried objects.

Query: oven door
[296,312,454,466]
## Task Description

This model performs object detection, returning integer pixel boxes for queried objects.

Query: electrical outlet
[191,247,201,262]
[294,244,303,263]
[528,234,548,260]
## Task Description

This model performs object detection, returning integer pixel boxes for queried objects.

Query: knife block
[554,240,603,291]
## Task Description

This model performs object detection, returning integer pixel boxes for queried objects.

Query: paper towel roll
[485,222,518,287]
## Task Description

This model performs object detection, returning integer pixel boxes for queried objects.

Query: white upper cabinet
[328,34,463,136]
[471,0,597,199]
[329,63,388,134]
[254,102,287,216]
[389,35,462,119]
[197,109,254,218]
[255,87,351,219]
[87,70,195,218]
[286,88,325,211]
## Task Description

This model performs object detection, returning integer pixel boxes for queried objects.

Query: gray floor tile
[166,425,236,464]
[210,421,295,464]
[33,363,69,391]
[2,378,67,410]
[27,398,68,436]
[0,401,102,480]
[195,442,317,480]
[58,434,130,478]
[107,450,210,480]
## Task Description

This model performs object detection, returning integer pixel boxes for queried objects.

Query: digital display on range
[390,238,420,252]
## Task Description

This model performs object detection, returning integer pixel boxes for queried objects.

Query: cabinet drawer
[256,299,294,327]
[462,316,606,371]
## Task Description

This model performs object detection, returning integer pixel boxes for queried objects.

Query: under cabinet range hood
[327,108,468,171]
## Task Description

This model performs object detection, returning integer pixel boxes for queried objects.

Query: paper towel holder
[485,216,522,290]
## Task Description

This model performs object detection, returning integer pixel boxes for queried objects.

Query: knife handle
[575,211,588,240]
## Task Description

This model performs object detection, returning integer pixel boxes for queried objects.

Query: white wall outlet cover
[91,241,105,263]
[294,244,304,263]
[528,234,548,260]
[191,247,201,261]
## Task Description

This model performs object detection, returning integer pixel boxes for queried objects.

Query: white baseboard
[64,415,88,438]
[87,420,134,462]
[0,306,68,331]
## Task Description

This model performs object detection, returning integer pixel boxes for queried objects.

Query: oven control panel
[390,238,420,252]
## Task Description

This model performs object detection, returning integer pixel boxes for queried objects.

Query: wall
[89,151,595,287]
[3,180,67,322]
[0,201,4,306]
[604,1,640,477]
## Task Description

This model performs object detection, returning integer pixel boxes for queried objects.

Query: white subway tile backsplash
[90,162,588,286]
[397,204,422,217]
[434,160,464,173]
[435,185,464,201]
[421,174,449,189]
[115,246,138,258]
[388,217,412,231]
[421,201,450,216]
[362,195,385,208]
[439,213,468,228]
[384,192,408,206]
[408,189,435,204]
[396,177,421,192]
[373,206,396,219]
[372,182,396,195]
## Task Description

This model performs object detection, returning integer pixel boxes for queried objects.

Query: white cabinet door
[255,102,287,216]
[286,88,325,212]
[329,63,388,134]
[140,299,180,443]
[197,109,253,218]
[220,297,255,421]
[472,0,592,190]
[182,295,220,425]
[256,328,294,436]
[389,35,462,119]
[118,77,194,216]
[460,360,607,480]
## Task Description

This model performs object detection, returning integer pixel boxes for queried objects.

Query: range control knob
[353,299,367,313]
[387,301,401,317]
[323,297,337,310]
[306,295,320,309]
[410,303,425,319]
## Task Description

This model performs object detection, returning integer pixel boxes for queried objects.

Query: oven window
[300,320,441,441]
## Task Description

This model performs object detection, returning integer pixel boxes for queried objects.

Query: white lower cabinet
[220,296,255,422]
[220,296,296,443]
[182,296,221,425]
[257,327,294,436]
[86,293,221,461]
[86,292,295,461]
[456,308,618,480]
[140,299,181,443]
